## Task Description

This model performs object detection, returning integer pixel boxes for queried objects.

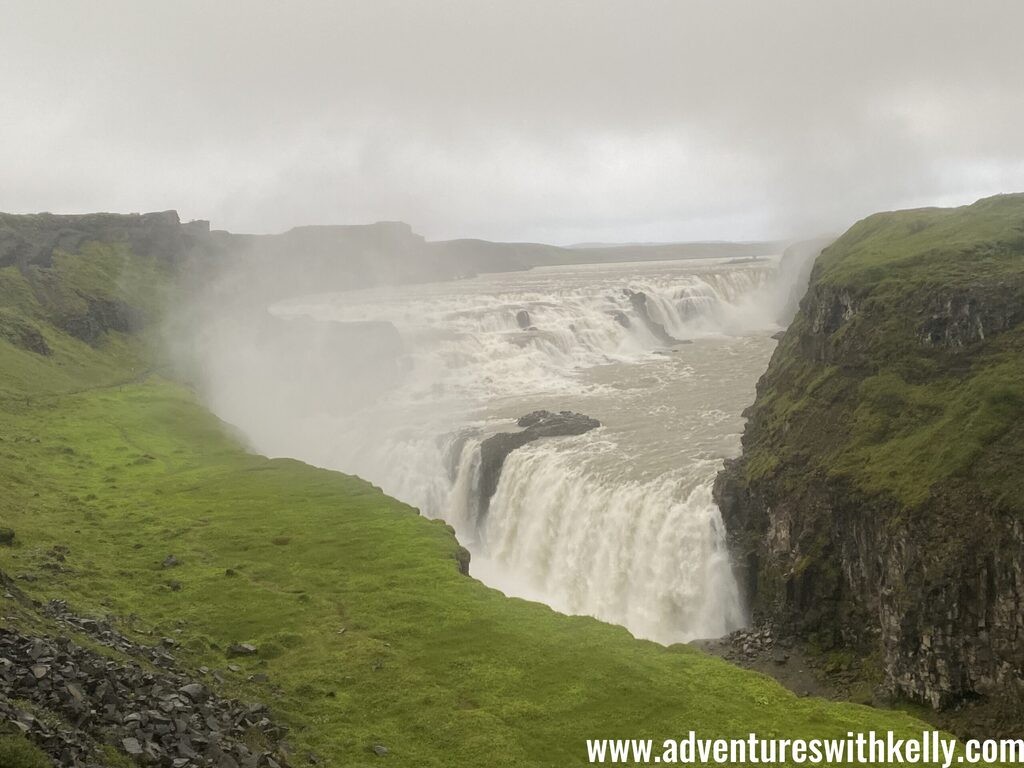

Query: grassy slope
[0,245,937,766]
[745,193,1024,510]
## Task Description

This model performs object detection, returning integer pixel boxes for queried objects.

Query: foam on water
[211,258,785,643]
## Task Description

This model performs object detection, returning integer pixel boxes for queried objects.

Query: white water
[201,258,783,644]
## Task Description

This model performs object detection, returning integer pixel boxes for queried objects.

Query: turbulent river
[204,257,786,644]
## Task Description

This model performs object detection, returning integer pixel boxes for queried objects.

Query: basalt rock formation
[715,194,1024,734]
[476,411,600,522]
[0,211,214,350]
[0,211,209,270]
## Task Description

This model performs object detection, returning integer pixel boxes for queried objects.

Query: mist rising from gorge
[170,225,824,642]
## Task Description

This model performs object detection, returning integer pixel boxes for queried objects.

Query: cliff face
[0,210,208,269]
[715,194,1024,724]
[0,211,214,353]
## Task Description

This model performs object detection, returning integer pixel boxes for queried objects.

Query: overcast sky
[2,1,1023,243]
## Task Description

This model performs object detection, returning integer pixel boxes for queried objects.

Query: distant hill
[209,222,780,299]
[566,241,783,262]
[0,212,779,302]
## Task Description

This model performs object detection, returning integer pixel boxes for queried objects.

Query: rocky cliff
[0,211,209,270]
[0,211,213,354]
[715,194,1024,734]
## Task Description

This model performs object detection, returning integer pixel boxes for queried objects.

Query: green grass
[0,232,940,765]
[0,376,942,764]
[0,734,52,768]
[744,194,1024,510]
[814,193,1024,289]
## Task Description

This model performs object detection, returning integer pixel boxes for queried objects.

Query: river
[203,256,784,644]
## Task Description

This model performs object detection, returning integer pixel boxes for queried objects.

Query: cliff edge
[715,194,1024,734]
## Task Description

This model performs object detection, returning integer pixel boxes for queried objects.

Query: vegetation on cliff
[743,194,1024,501]
[717,194,1024,734]
[0,213,936,765]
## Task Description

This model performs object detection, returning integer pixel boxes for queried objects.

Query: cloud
[2,0,1023,242]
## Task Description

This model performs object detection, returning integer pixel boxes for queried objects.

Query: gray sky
[3,0,1023,243]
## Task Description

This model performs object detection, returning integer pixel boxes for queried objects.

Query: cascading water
[203,258,784,644]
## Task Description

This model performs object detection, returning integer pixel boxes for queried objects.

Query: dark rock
[59,297,143,344]
[0,609,292,767]
[476,411,600,524]
[162,554,180,568]
[0,210,191,270]
[0,528,14,546]
[624,289,679,346]
[514,410,600,435]
[179,683,207,701]
[227,643,258,658]
[515,309,531,330]
[918,286,1024,348]
[453,545,471,576]
[0,314,50,356]
[610,310,631,328]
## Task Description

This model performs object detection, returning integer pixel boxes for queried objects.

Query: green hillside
[716,194,1024,735]
[0,229,936,766]
[742,193,1024,508]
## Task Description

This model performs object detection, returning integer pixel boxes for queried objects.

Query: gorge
[1,196,1022,766]
[193,251,798,644]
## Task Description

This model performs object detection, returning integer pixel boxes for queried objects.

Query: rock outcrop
[59,296,143,344]
[0,211,217,349]
[715,195,1024,733]
[623,289,679,345]
[0,211,205,270]
[476,411,600,521]
[0,313,50,355]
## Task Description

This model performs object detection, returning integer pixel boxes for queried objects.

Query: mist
[166,220,820,643]
[3,1,1024,243]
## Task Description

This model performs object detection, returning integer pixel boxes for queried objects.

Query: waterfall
[447,434,746,643]
[204,258,784,645]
